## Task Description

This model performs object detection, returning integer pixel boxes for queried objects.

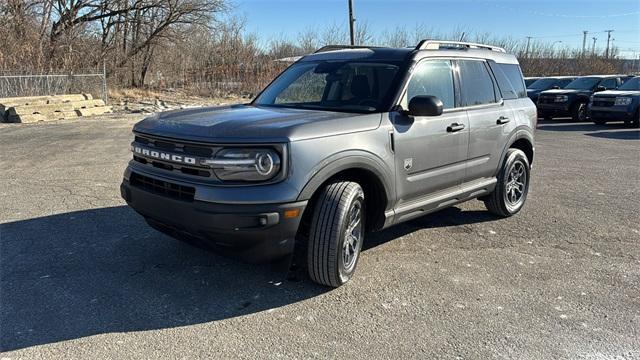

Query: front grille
[133,155,211,177]
[134,135,214,157]
[592,98,615,107]
[538,96,555,104]
[133,134,218,178]
[130,172,195,201]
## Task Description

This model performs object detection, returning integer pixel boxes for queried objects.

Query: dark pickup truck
[537,75,632,121]
[589,77,640,127]
[526,76,576,103]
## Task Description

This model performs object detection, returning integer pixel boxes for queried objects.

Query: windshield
[618,77,640,91]
[565,77,600,90]
[253,60,401,113]
[528,78,557,90]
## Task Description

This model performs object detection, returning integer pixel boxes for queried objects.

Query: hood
[539,89,592,96]
[133,104,382,143]
[592,90,640,98]
[527,89,542,95]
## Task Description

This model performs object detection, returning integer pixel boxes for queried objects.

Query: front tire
[307,181,365,287]
[484,149,531,217]
[572,102,588,122]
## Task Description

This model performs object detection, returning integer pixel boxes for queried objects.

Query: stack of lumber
[0,94,112,123]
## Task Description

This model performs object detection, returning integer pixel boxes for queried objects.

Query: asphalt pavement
[1,115,639,359]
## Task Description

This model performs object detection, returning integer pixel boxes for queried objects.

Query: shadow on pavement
[1,204,499,351]
[536,121,630,132]
[0,206,326,352]
[365,207,498,251]
[586,130,640,140]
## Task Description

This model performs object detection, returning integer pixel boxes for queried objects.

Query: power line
[491,4,640,19]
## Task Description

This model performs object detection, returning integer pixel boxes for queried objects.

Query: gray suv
[121,40,536,287]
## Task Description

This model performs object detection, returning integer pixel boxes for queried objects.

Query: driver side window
[404,60,455,109]
[600,78,617,90]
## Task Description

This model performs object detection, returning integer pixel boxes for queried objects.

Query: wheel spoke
[342,202,363,270]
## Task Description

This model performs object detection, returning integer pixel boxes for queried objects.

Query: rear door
[392,59,469,206]
[458,59,515,183]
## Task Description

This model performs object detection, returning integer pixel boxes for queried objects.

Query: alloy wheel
[504,161,527,208]
[342,201,362,272]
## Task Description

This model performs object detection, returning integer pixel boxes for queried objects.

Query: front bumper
[589,106,637,122]
[120,175,307,263]
[537,102,571,118]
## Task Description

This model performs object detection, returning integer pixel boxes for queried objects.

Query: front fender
[296,150,395,208]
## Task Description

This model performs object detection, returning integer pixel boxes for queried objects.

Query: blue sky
[234,0,640,58]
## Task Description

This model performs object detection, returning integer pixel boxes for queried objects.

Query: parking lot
[1,115,639,359]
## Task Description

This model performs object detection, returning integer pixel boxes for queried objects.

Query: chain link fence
[0,65,108,103]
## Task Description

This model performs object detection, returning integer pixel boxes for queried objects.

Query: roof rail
[416,40,506,53]
[314,45,380,53]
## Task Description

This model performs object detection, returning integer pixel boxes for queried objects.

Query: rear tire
[307,181,365,287]
[484,149,530,217]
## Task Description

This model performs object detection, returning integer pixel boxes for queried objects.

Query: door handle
[447,123,465,132]
[496,116,511,125]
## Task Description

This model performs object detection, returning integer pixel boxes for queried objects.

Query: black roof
[301,47,413,62]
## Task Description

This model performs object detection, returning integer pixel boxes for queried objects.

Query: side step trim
[392,177,497,225]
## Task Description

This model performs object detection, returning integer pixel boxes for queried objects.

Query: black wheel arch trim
[495,127,535,177]
[296,151,395,209]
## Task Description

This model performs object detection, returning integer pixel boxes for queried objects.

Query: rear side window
[489,62,527,99]
[405,59,456,109]
[458,60,497,106]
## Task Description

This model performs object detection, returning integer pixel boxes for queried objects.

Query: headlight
[202,148,282,182]
[554,95,568,103]
[614,97,632,106]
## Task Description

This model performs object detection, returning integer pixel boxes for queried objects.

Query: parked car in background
[589,76,640,127]
[524,77,542,87]
[526,76,577,103]
[537,75,632,121]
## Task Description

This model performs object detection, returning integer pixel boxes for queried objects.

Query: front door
[392,59,469,207]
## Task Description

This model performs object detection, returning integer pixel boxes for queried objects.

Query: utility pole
[610,38,615,58]
[592,37,597,57]
[604,29,614,58]
[348,0,355,45]
[582,31,588,56]
[525,36,532,58]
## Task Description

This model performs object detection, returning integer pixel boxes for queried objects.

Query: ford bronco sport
[121,40,536,287]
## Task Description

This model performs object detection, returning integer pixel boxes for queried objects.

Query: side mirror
[408,95,443,117]
[595,86,606,92]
